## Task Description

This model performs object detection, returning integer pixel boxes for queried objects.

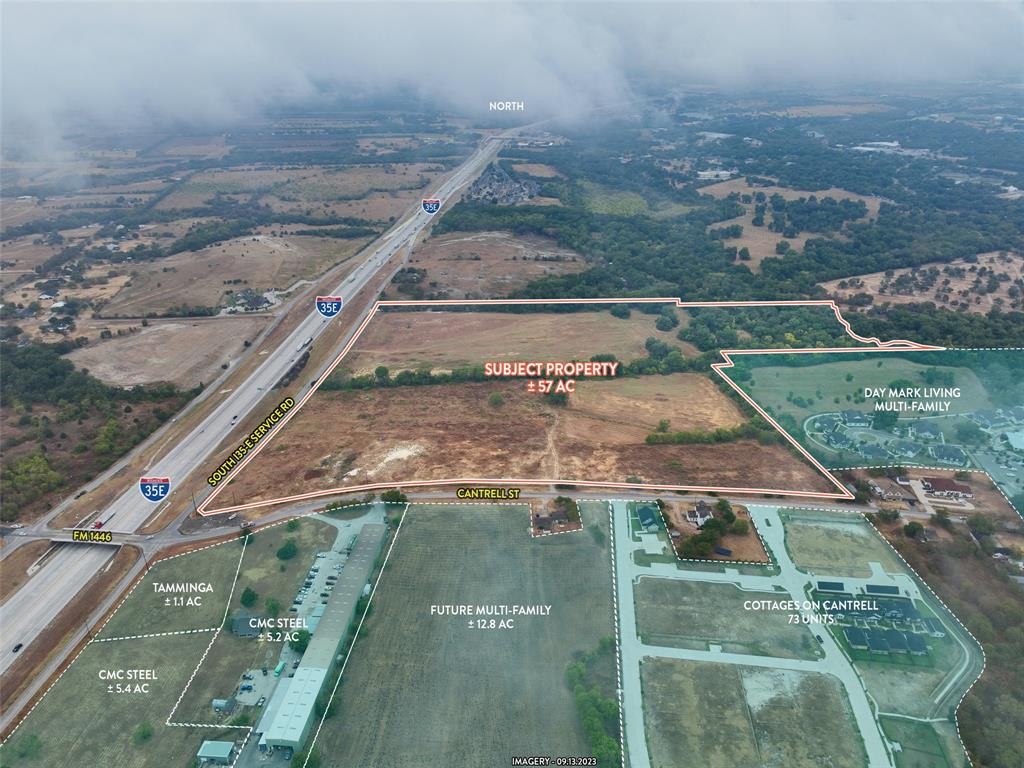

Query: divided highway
[0,135,504,679]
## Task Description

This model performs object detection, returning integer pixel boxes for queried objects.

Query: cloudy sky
[2,1,1022,144]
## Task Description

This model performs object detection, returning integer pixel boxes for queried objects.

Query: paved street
[611,500,895,768]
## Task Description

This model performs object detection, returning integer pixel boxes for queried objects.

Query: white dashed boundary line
[643,499,774,567]
[859,514,987,767]
[0,504,406,746]
[529,498,585,538]
[828,465,1022,520]
[608,501,626,768]
[0,496,988,768]
[741,502,987,767]
[92,627,218,643]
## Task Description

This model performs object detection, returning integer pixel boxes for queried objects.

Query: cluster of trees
[679,306,859,352]
[673,499,749,558]
[1,341,188,413]
[645,417,781,447]
[566,637,620,768]
[426,121,1024,347]
[768,195,867,235]
[889,525,1024,768]
[0,340,197,519]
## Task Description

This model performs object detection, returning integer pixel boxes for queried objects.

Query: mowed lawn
[0,635,234,767]
[313,502,614,765]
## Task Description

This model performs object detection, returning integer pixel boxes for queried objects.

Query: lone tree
[289,629,312,654]
[903,521,924,538]
[240,586,259,607]
[276,539,298,561]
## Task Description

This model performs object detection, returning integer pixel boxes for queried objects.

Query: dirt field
[781,511,905,577]
[568,374,743,435]
[103,233,369,315]
[642,658,867,768]
[405,231,588,299]
[822,251,1024,314]
[65,315,272,388]
[635,578,817,659]
[340,308,693,376]
[220,375,834,507]
[312,502,612,765]
[0,634,234,768]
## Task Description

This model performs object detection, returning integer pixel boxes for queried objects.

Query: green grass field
[880,717,955,768]
[0,635,232,768]
[311,502,614,766]
[97,539,246,639]
[230,515,337,618]
[741,356,992,423]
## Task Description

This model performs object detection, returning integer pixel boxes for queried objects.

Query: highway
[0,135,504,677]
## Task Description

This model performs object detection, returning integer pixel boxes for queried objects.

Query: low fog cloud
[2,1,1021,148]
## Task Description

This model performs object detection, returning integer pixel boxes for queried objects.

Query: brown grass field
[405,231,587,299]
[510,162,563,178]
[340,308,694,376]
[699,177,882,218]
[65,315,272,388]
[698,177,882,270]
[154,163,442,211]
[642,658,867,768]
[219,374,833,506]
[782,512,905,577]
[822,250,1024,314]
[705,207,813,269]
[312,502,612,765]
[635,578,817,659]
[103,233,369,315]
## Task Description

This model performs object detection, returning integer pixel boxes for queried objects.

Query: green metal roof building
[197,740,235,765]
[258,522,387,754]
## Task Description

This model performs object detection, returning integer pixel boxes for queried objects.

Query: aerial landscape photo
[0,3,1022,768]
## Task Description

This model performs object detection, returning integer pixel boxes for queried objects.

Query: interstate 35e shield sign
[315,296,343,318]
[139,476,171,502]
[422,198,441,214]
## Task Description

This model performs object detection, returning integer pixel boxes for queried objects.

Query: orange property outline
[197,298,942,516]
